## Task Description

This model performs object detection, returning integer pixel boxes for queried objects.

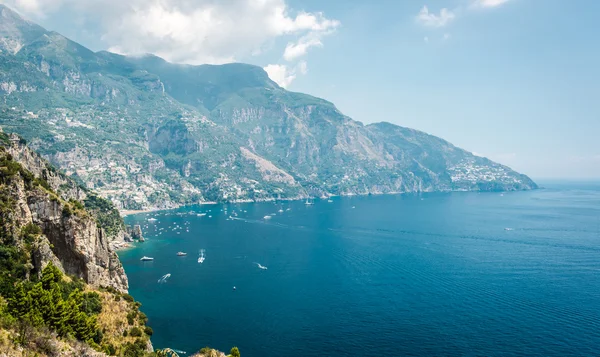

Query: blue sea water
[121,183,600,356]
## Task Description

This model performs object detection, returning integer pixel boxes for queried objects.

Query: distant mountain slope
[0,4,536,210]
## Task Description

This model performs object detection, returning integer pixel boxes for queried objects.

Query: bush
[143,325,153,336]
[62,205,72,217]
[82,292,102,315]
[93,328,103,344]
[122,329,128,337]
[230,347,241,357]
[129,327,142,337]
[126,311,137,325]
[69,199,85,211]
[122,294,134,303]
[103,343,116,355]
[138,312,147,325]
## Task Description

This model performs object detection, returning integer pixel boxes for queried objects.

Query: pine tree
[8,282,29,318]
[41,262,62,290]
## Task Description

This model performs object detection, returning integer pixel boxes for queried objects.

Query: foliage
[121,338,148,357]
[4,263,101,344]
[143,325,153,336]
[81,291,103,315]
[129,326,142,337]
[230,346,241,357]
[84,193,125,238]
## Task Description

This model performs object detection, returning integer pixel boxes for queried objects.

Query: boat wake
[198,249,206,263]
[158,273,171,284]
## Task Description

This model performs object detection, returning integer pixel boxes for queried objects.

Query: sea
[120,182,600,356]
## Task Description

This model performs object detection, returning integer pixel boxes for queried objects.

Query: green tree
[41,262,62,290]
[8,282,29,318]
[230,346,240,357]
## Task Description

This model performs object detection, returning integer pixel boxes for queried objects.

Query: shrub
[126,311,137,325]
[122,294,134,303]
[143,325,153,336]
[93,328,103,344]
[103,343,116,355]
[122,329,128,337]
[129,327,142,337]
[230,347,241,357]
[62,205,72,217]
[69,199,85,211]
[138,312,147,325]
[82,292,102,315]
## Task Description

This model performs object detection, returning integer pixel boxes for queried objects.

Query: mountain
[0,5,537,210]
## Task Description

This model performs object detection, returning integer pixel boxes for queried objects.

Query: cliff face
[0,131,128,292]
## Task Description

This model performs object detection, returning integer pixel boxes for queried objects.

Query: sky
[2,0,599,179]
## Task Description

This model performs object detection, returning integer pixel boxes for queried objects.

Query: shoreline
[118,188,536,219]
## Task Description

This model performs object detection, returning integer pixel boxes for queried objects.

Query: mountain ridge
[0,4,537,210]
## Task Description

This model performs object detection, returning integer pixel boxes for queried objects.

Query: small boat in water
[140,256,154,261]
[263,215,272,220]
[198,249,206,263]
[177,252,187,256]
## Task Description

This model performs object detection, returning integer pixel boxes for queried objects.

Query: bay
[121,182,600,356]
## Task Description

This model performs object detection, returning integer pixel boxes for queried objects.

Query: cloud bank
[2,0,339,87]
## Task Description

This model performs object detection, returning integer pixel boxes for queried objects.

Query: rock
[0,135,129,292]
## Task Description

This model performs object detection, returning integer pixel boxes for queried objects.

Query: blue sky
[3,0,599,179]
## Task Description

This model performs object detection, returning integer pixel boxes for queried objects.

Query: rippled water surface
[121,183,600,356]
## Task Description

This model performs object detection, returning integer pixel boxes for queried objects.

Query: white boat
[263,215,272,220]
[140,256,154,261]
[304,198,313,205]
[177,252,187,256]
[278,209,284,213]
[327,199,333,203]
[198,249,206,263]
[197,213,206,217]
[157,273,171,283]
[147,218,157,222]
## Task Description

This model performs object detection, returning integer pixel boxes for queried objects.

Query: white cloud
[264,61,308,88]
[297,60,308,75]
[1,0,339,65]
[264,64,296,88]
[416,6,455,27]
[472,0,511,8]
[283,34,323,61]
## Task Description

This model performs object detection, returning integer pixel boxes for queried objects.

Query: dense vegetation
[84,193,126,238]
[2,263,101,344]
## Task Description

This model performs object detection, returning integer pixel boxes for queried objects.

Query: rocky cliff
[0,130,128,292]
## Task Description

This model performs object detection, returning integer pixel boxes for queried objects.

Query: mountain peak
[0,4,46,54]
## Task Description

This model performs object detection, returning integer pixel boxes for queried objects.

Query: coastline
[117,188,535,219]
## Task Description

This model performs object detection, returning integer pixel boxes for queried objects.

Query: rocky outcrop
[0,133,128,292]
[6,133,87,201]
[127,224,144,241]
